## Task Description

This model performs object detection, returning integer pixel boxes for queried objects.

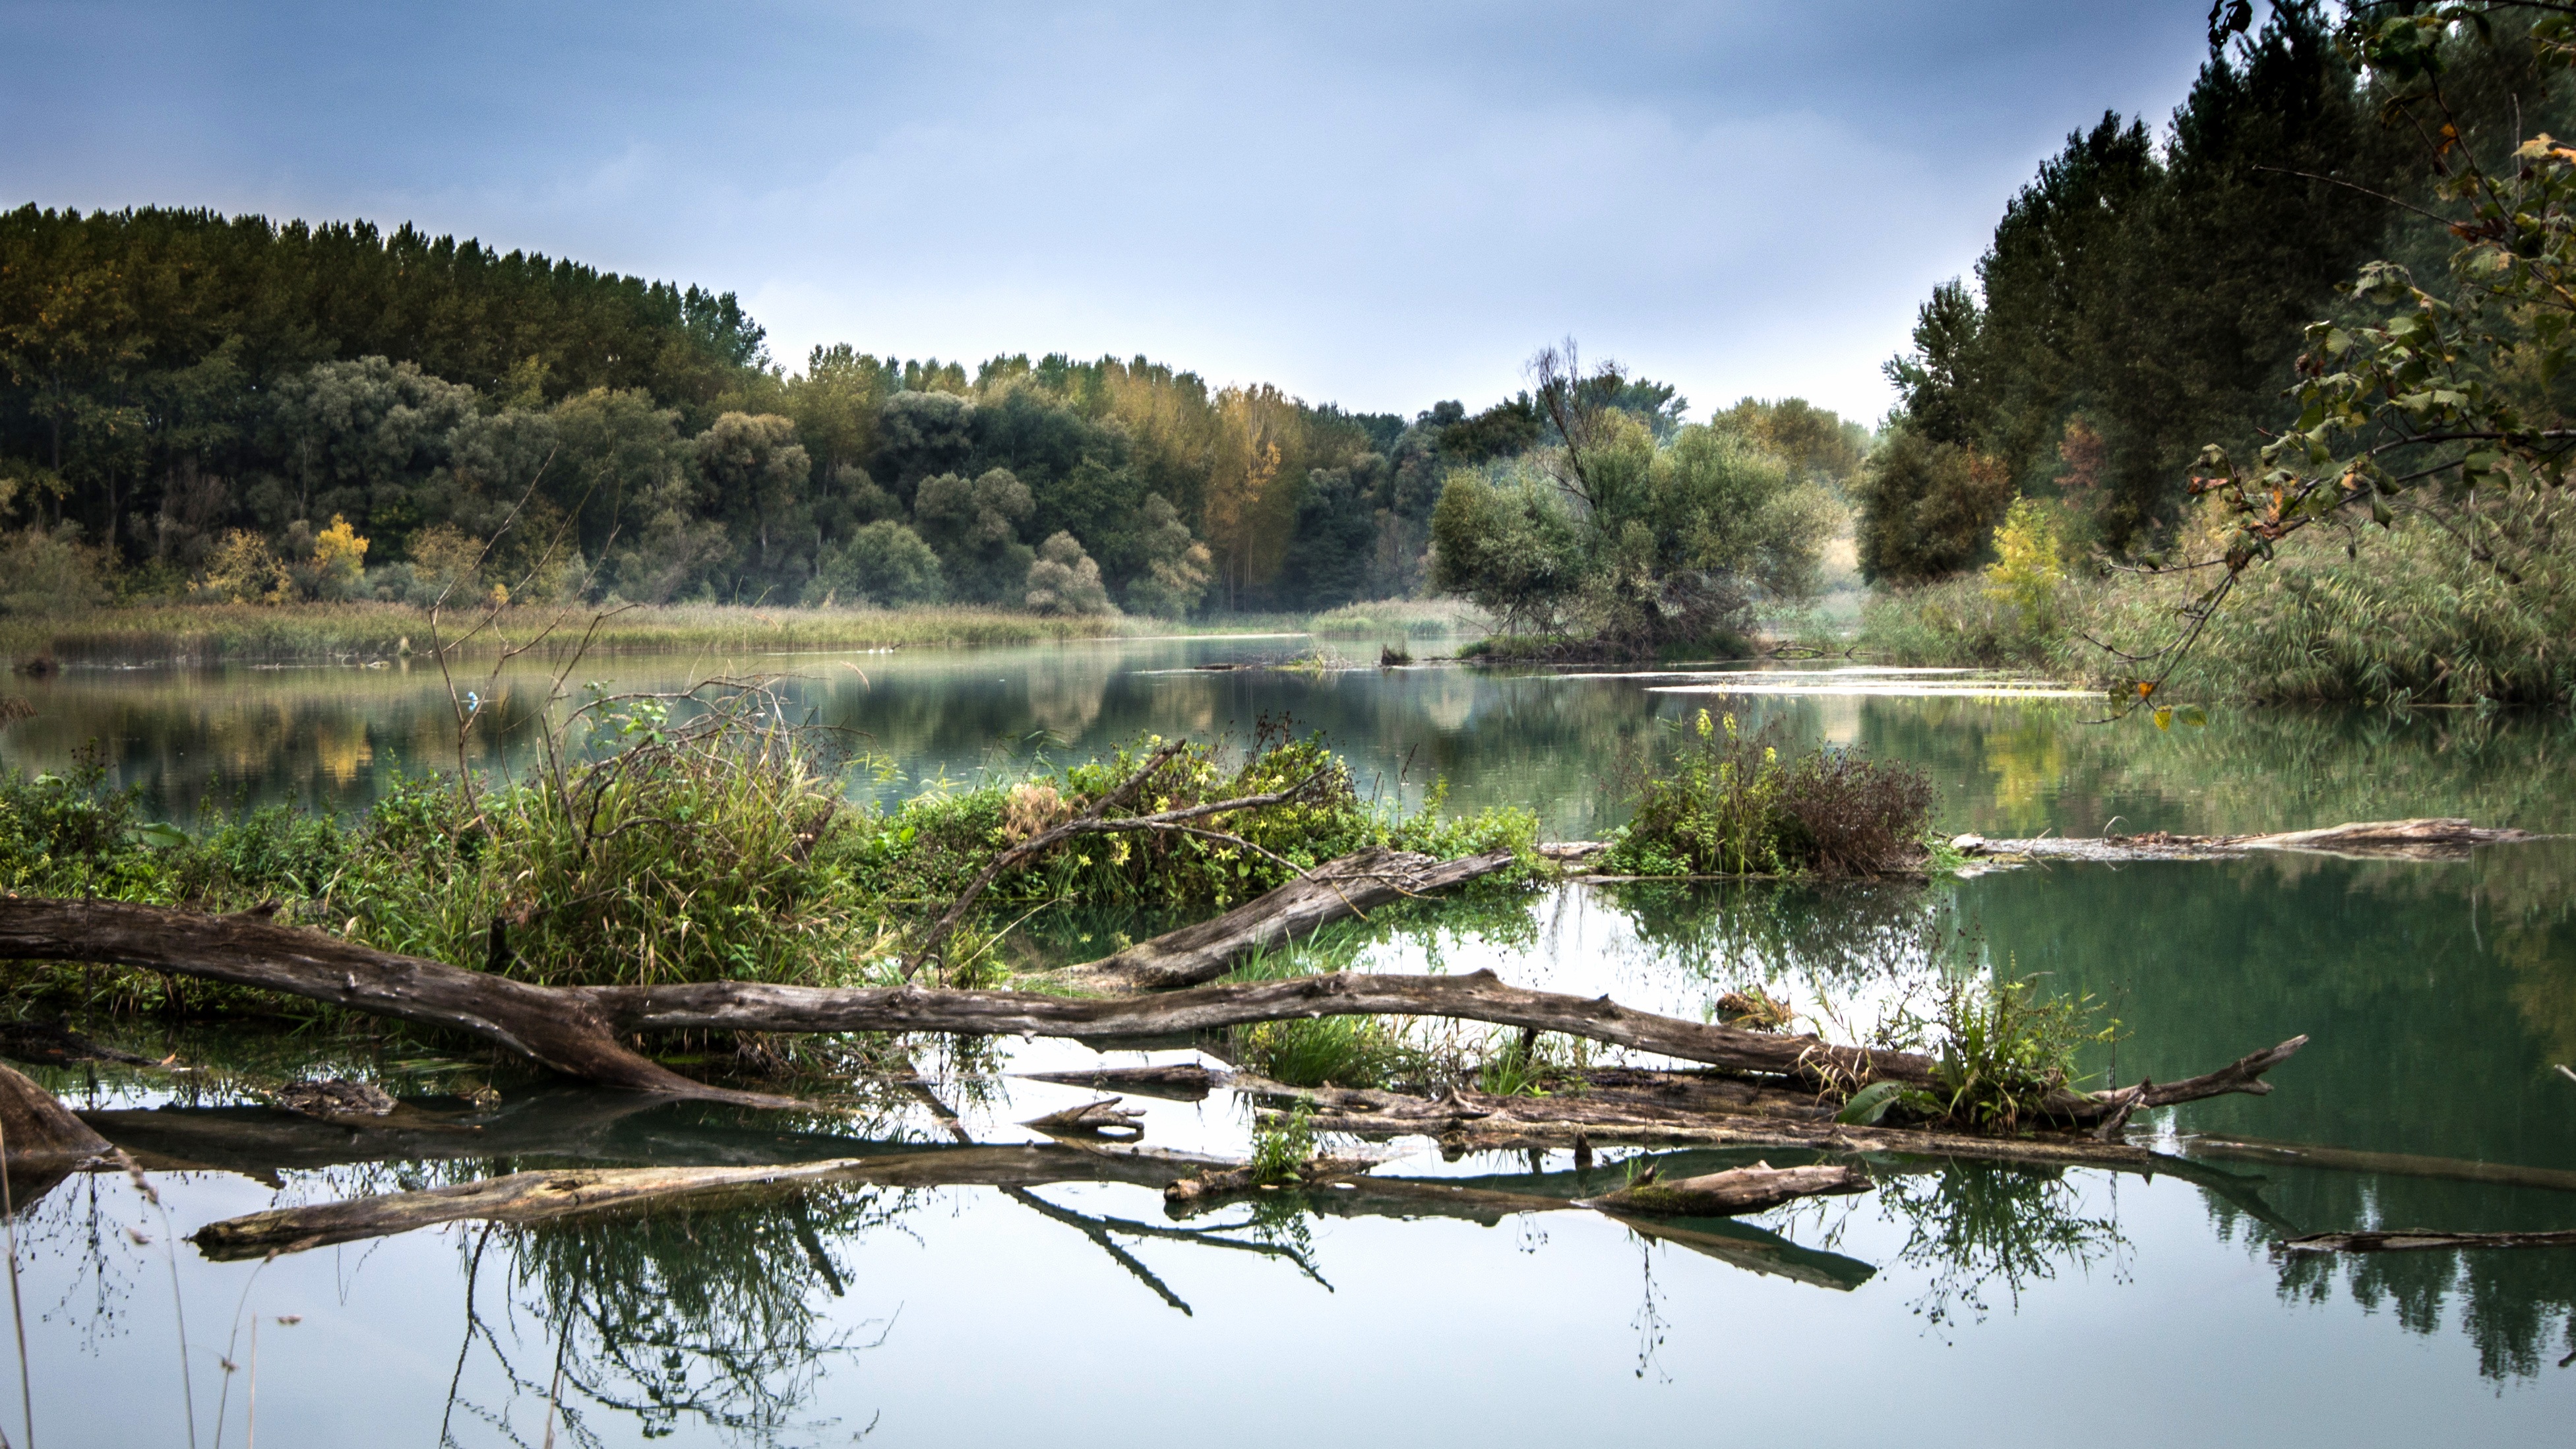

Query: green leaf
[1836,1080,1909,1126]
[135,822,189,849]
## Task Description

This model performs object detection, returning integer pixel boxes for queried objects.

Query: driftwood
[0,885,2306,1158]
[1578,1161,1872,1217]
[190,1141,1239,1260]
[2176,1134,2576,1195]
[2281,1228,2576,1254]
[1014,1063,1218,1101]
[1955,817,2540,867]
[1061,846,1519,988]
[1163,1155,1391,1206]
[0,1061,109,1165]
[0,898,2303,1130]
[1021,1096,1146,1139]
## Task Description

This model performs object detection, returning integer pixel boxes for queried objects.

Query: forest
[0,205,1861,630]
[1855,1,2576,708]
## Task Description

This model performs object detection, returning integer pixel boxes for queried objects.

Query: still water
[7,634,2575,1446]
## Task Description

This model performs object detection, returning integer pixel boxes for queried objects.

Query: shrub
[804,520,944,607]
[1602,709,1934,877]
[0,524,109,615]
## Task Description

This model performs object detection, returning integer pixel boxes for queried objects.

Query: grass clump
[1850,972,2122,1133]
[1248,1103,1318,1185]
[1599,709,1934,877]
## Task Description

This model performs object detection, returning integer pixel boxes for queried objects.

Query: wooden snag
[1577,1161,1873,1217]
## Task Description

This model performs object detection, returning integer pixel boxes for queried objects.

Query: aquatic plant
[1246,1103,1317,1186]
[1600,710,1934,877]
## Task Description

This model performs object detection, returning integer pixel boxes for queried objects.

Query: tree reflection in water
[1871,1163,2130,1338]
[442,1185,913,1446]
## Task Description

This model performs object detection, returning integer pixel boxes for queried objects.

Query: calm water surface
[7,635,2575,1446]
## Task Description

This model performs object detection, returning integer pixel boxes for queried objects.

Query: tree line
[1858,1,2576,584]
[0,204,1824,620]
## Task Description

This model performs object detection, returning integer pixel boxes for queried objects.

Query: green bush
[1601,709,1934,877]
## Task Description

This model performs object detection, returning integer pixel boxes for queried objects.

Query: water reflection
[6,643,2576,1439]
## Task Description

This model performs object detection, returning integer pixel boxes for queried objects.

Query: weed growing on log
[1248,1104,1316,1187]
[1599,710,1933,877]
[1886,973,2121,1132]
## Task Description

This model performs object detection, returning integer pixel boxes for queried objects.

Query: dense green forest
[0,204,1859,624]
[1860,1,2576,578]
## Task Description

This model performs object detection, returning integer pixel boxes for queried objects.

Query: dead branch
[2281,1228,2576,1253]
[1578,1161,1872,1217]
[1020,1097,1145,1140]
[1060,846,1520,988]
[1955,818,2543,867]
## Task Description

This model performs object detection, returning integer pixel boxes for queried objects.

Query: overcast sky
[2,1,2220,423]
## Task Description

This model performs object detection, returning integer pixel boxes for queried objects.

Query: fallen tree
[1057,846,1519,988]
[0,896,2304,1128]
[1578,1160,1872,1217]
[1953,818,2542,867]
[2281,1228,2576,1254]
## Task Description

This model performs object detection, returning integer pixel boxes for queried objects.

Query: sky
[1,1,2222,423]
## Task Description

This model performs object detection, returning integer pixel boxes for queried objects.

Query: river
[6,632,2573,1445]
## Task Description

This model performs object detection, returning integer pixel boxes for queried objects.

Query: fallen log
[1013,1063,1218,1101]
[1955,817,2541,867]
[1578,1161,1872,1217]
[189,1142,1239,1260]
[1022,1096,1146,1139]
[1060,846,1519,988]
[2280,1228,2576,1254]
[0,898,799,1109]
[0,897,2304,1128]
[1,1059,110,1165]
[2176,1134,2576,1195]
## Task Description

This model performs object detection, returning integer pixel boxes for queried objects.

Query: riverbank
[0,596,1498,667]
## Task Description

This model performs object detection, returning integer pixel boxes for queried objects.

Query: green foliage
[1023,531,1117,616]
[1851,420,2015,584]
[1914,973,2121,1132]
[1601,710,1934,877]
[803,520,945,607]
[1248,1103,1317,1185]
[1980,497,2069,630]
[1431,359,1841,652]
[851,725,1539,912]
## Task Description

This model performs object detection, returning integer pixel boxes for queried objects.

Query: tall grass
[0,601,1136,665]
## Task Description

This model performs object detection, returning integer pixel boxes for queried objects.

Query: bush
[1602,709,1934,877]
[0,524,109,615]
